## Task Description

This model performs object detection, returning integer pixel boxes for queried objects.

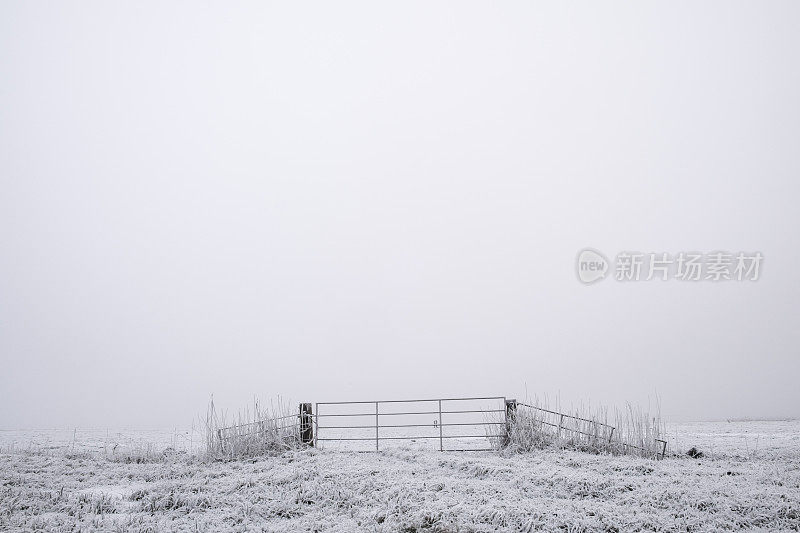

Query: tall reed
[205,397,302,459]
[506,396,666,458]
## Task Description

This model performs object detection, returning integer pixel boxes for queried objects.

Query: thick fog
[1,1,799,428]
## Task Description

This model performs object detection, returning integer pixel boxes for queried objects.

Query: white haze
[1,1,799,428]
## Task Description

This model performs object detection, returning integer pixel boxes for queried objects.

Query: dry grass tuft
[506,396,666,458]
[204,397,303,459]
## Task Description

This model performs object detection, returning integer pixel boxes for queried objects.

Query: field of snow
[1,420,799,532]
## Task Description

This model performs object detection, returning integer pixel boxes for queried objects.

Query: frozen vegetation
[1,420,799,532]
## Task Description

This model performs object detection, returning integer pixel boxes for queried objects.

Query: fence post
[299,403,313,446]
[375,402,379,451]
[438,400,443,451]
[314,402,319,448]
[504,399,517,446]
[658,439,667,459]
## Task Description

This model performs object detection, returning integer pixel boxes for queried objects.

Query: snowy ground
[1,421,799,532]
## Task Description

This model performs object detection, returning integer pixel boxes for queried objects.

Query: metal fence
[517,402,617,441]
[314,396,507,451]
[216,414,301,452]
[517,402,667,458]
[215,397,668,458]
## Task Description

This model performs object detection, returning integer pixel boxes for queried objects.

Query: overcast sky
[1,1,799,428]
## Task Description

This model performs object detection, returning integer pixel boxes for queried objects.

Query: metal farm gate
[218,396,669,459]
[312,396,508,451]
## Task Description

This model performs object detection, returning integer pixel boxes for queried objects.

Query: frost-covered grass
[508,398,666,458]
[205,398,303,460]
[1,422,799,532]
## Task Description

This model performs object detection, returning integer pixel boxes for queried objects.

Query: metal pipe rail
[517,402,615,429]
[217,413,299,433]
[317,396,506,404]
[216,413,302,445]
[619,439,668,459]
[516,402,616,441]
[218,425,299,441]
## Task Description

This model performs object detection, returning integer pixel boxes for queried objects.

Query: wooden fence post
[504,399,517,446]
[299,403,313,446]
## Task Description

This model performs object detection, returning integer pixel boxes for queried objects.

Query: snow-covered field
[1,420,799,532]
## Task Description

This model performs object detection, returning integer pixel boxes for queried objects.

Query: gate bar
[317,396,505,405]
